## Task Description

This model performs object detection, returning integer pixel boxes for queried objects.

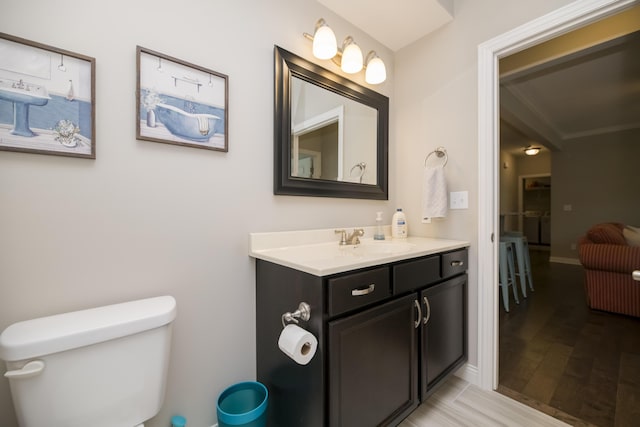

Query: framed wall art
[0,33,96,158]
[136,46,228,152]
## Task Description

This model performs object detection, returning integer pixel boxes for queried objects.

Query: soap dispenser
[374,211,385,240]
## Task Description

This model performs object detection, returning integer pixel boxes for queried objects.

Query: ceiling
[500,29,640,157]
[316,0,453,51]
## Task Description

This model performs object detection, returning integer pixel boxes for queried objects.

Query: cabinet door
[420,275,467,399]
[328,293,418,427]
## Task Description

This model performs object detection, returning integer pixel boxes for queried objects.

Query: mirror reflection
[291,76,378,184]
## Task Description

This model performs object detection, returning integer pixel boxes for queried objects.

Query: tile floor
[399,376,570,427]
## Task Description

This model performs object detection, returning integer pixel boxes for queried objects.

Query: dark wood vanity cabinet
[255,247,468,427]
[328,293,419,426]
[420,274,467,399]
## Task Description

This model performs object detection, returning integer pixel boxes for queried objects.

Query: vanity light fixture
[365,51,386,84]
[303,18,386,84]
[58,54,66,72]
[524,146,540,156]
[312,18,337,60]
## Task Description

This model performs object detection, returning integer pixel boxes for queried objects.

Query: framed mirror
[274,46,389,199]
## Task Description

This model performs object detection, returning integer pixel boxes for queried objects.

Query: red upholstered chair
[578,223,640,317]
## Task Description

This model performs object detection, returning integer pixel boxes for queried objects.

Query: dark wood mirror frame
[274,46,389,200]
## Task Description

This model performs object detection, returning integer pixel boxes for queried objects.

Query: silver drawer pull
[450,260,464,267]
[633,270,640,282]
[351,284,375,296]
[414,299,422,328]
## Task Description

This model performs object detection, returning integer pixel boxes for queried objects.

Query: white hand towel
[422,165,448,221]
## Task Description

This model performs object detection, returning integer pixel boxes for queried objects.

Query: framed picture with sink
[136,46,228,152]
[0,32,96,159]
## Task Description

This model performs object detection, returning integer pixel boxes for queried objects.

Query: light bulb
[313,24,337,60]
[365,55,386,84]
[341,38,363,74]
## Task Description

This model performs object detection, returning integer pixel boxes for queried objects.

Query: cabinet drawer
[328,267,390,317]
[393,255,440,294]
[441,249,468,279]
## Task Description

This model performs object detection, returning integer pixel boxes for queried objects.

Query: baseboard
[548,256,582,266]
[454,362,479,386]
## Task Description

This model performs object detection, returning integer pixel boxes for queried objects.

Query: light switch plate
[450,191,469,209]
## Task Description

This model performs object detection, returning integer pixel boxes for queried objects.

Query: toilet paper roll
[278,324,317,365]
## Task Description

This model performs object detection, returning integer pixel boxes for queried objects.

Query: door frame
[477,0,636,390]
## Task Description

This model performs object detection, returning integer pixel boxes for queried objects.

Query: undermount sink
[257,239,415,265]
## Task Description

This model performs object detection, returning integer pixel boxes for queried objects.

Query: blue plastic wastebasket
[217,381,268,427]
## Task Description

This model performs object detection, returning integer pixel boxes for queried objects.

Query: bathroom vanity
[250,228,469,426]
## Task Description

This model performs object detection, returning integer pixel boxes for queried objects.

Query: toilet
[0,295,177,427]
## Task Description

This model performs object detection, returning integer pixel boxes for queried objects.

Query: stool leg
[499,243,509,312]
[523,240,534,292]
[506,244,519,304]
[514,239,528,298]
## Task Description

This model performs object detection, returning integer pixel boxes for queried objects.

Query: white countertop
[249,226,469,276]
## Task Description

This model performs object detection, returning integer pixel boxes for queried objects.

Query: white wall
[0,1,394,426]
[394,0,575,370]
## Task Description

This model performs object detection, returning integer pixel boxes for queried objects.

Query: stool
[500,234,534,297]
[499,241,519,312]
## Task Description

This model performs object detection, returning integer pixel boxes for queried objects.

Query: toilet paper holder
[281,302,311,327]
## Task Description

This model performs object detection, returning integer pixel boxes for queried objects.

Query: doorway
[477,0,638,392]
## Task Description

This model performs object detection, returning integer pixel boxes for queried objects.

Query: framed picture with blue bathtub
[136,46,228,152]
[0,32,96,159]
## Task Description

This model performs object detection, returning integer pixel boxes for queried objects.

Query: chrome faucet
[335,228,365,245]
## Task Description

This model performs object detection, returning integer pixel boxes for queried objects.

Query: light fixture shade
[341,38,363,74]
[524,147,540,156]
[313,25,337,60]
[365,55,386,84]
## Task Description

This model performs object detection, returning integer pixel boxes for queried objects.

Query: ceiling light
[524,146,540,156]
[365,51,386,84]
[312,19,337,60]
[340,36,363,74]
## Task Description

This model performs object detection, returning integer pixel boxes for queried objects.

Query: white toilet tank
[0,296,176,427]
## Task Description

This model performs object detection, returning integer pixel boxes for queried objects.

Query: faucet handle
[335,229,347,245]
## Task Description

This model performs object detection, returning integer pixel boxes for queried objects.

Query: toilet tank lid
[0,296,176,362]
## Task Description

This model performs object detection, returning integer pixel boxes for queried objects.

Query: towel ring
[350,162,366,183]
[424,146,448,167]
[350,162,366,176]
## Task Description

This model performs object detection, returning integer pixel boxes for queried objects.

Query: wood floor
[498,250,640,427]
